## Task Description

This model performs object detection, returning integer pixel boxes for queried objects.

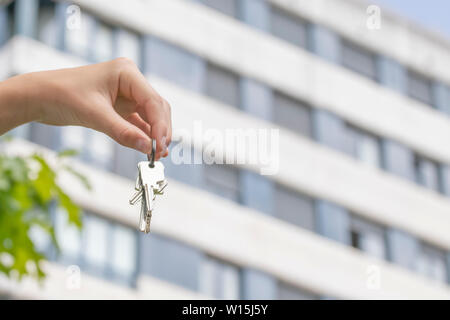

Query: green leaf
[57,149,79,158]
[56,186,82,229]
[31,154,56,203]
[0,150,88,282]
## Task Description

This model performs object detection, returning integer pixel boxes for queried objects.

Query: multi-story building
[1,0,450,299]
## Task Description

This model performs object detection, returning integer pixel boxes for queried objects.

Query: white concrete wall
[71,0,450,166]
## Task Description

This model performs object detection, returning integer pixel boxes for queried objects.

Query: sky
[371,0,450,40]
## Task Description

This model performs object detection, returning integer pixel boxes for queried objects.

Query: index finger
[115,58,171,158]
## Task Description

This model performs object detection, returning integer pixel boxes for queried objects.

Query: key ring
[147,140,156,168]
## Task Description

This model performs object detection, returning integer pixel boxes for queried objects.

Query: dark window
[350,216,386,260]
[205,63,240,107]
[145,38,204,92]
[414,154,441,192]
[270,6,307,48]
[37,0,56,47]
[407,71,433,105]
[341,40,376,79]
[273,93,311,137]
[274,185,315,231]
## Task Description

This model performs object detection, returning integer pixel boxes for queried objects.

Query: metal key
[141,161,167,233]
[129,153,167,233]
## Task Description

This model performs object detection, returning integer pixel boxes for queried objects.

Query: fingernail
[136,139,151,154]
[160,147,168,158]
[161,136,167,150]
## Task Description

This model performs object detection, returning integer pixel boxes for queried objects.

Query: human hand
[0,58,171,159]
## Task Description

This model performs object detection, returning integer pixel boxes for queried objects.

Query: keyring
[147,140,156,168]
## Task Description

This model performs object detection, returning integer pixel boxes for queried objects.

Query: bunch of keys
[129,140,168,233]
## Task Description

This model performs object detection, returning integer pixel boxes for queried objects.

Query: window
[274,185,314,231]
[91,21,114,62]
[278,282,316,300]
[37,0,57,47]
[199,256,240,299]
[145,37,204,92]
[205,63,240,107]
[0,6,9,46]
[270,7,307,48]
[55,207,83,264]
[347,126,381,167]
[114,29,141,68]
[407,71,433,105]
[110,223,138,283]
[7,2,15,35]
[29,224,52,255]
[200,0,238,18]
[59,126,85,156]
[313,110,353,155]
[83,215,109,274]
[381,140,415,181]
[59,127,114,170]
[8,124,30,140]
[341,40,377,79]
[350,216,386,260]
[54,211,138,285]
[416,244,448,283]
[85,130,115,169]
[203,164,240,202]
[273,92,311,137]
[140,234,202,291]
[387,229,449,282]
[414,155,441,192]
[315,200,350,244]
[442,165,450,196]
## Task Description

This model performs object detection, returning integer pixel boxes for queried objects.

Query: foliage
[0,139,90,281]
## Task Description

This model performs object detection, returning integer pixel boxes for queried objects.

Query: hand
[0,58,171,159]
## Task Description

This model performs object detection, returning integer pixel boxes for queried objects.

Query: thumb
[103,110,152,154]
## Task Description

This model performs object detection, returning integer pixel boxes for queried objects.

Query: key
[138,161,166,233]
[129,160,167,233]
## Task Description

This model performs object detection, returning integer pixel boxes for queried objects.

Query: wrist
[1,73,43,125]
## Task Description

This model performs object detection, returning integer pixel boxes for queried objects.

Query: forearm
[0,74,40,135]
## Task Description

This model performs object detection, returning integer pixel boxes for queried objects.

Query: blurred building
[1,0,450,299]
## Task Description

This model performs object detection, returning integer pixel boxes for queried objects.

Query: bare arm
[0,58,172,159]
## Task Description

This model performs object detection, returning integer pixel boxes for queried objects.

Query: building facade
[1,0,450,299]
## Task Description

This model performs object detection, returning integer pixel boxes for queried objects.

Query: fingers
[103,108,152,154]
[114,58,171,157]
[126,112,151,137]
